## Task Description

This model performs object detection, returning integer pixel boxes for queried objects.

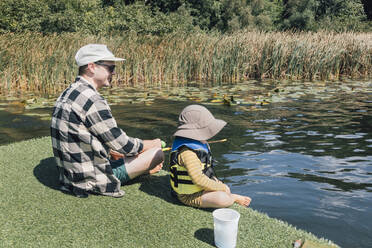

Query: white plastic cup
[213,208,241,248]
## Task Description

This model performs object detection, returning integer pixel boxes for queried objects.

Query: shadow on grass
[33,157,60,190]
[33,157,74,196]
[137,173,216,214]
[194,228,215,246]
[138,174,183,206]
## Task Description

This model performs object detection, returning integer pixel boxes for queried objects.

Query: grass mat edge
[0,137,339,248]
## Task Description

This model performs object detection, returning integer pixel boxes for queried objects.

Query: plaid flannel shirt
[51,76,143,197]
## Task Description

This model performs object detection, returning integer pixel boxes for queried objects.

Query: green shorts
[110,158,131,185]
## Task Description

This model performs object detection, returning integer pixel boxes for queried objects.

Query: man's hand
[110,150,124,160]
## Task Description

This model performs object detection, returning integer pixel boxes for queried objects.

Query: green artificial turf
[0,137,339,248]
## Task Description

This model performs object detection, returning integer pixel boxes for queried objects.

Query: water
[0,82,371,247]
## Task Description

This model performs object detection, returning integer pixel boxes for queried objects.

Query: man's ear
[82,62,96,76]
[86,63,95,73]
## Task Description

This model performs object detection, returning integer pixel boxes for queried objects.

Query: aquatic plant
[0,31,371,95]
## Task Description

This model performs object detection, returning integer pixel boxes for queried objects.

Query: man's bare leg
[124,147,164,179]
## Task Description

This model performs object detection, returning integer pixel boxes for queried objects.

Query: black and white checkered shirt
[51,76,143,197]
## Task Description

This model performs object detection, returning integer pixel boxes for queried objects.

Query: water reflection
[236,97,372,159]
[216,89,371,247]
[0,109,51,143]
[287,172,372,192]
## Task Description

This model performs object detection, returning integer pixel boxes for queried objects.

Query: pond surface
[0,80,371,248]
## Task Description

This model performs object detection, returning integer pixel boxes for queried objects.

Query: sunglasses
[94,61,116,73]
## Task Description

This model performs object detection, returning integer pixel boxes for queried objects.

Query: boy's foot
[233,194,252,207]
[149,163,163,174]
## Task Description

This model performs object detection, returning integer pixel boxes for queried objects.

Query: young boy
[169,104,251,208]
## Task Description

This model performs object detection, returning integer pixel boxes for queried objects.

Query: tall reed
[0,31,371,95]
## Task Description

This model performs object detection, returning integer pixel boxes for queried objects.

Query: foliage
[0,0,195,35]
[104,2,194,35]
[361,0,372,20]
[0,0,49,33]
[314,0,368,31]
[0,0,370,34]
[281,0,318,31]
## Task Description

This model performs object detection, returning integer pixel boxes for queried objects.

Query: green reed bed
[0,31,371,95]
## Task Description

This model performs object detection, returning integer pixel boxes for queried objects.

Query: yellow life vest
[169,137,216,195]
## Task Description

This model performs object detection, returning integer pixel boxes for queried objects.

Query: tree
[0,0,49,33]
[315,0,367,31]
[361,0,372,20]
[146,0,183,13]
[281,0,317,30]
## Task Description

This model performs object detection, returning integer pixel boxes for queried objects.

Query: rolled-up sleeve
[85,99,143,156]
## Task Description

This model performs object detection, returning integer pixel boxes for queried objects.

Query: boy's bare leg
[200,191,251,208]
[124,147,164,179]
[200,191,235,208]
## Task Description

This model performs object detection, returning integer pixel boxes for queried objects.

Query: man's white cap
[75,44,125,66]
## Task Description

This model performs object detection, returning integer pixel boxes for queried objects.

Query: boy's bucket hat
[173,105,226,141]
[75,44,125,66]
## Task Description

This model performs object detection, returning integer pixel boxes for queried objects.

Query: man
[51,44,164,197]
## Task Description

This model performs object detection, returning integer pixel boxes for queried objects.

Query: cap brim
[173,119,226,141]
[101,57,125,62]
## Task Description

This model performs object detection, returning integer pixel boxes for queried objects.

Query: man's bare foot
[149,163,163,174]
[232,194,251,207]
